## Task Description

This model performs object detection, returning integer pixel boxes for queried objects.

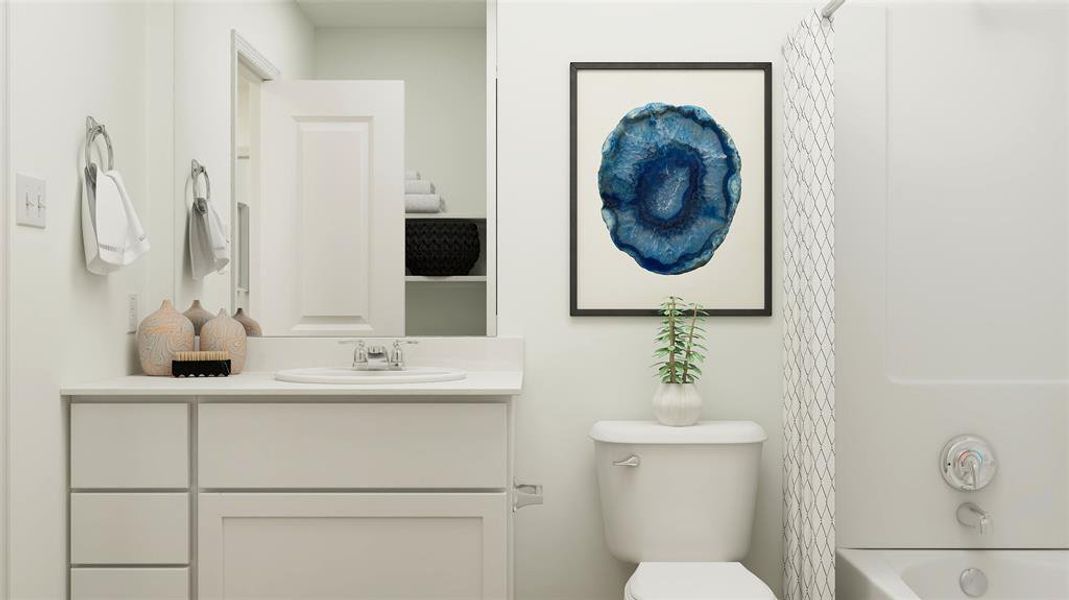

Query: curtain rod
[821,0,846,18]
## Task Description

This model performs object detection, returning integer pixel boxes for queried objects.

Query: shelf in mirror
[406,275,487,283]
[405,214,487,220]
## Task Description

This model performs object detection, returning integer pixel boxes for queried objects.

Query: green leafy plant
[654,296,707,384]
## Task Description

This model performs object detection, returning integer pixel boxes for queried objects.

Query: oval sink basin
[275,367,466,385]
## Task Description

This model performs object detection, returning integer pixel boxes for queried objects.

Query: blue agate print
[598,103,741,275]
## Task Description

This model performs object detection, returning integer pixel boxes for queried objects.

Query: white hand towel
[104,170,150,265]
[189,195,230,280]
[405,179,434,195]
[405,193,443,213]
[81,164,120,275]
[90,167,129,271]
[405,169,420,181]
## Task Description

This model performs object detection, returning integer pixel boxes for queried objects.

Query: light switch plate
[15,173,46,228]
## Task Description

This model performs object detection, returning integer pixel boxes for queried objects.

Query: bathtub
[837,548,1069,599]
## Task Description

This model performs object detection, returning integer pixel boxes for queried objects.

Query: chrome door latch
[513,480,543,512]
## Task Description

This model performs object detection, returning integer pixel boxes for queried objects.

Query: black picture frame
[569,62,772,317]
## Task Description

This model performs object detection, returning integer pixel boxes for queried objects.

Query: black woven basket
[405,220,481,276]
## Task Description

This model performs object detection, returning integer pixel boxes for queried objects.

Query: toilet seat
[625,562,777,600]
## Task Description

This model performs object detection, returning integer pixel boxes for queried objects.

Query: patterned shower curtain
[782,10,835,600]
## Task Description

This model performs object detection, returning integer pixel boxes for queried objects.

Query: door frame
[229,30,278,318]
[0,0,10,594]
[485,0,498,336]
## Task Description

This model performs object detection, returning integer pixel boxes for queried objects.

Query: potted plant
[652,296,707,426]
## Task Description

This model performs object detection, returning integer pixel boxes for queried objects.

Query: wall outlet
[127,293,140,334]
[15,173,46,229]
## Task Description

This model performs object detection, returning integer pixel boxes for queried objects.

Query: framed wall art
[570,62,772,316]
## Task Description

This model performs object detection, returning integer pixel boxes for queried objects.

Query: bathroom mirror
[172,0,495,337]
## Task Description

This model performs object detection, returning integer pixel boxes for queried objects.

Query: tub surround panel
[836,4,1069,548]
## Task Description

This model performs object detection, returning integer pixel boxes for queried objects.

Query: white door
[258,80,404,336]
[198,493,508,600]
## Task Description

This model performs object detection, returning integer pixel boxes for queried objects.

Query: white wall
[314,27,487,218]
[6,3,169,596]
[173,2,315,315]
[496,2,810,598]
[836,3,1069,548]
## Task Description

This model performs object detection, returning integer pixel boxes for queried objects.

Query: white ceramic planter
[652,383,702,426]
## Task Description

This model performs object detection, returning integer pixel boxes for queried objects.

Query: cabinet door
[259,80,404,336]
[198,493,507,600]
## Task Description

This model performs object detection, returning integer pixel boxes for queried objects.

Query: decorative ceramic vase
[201,309,247,373]
[652,383,702,426]
[183,299,214,336]
[233,308,263,337]
[137,299,195,376]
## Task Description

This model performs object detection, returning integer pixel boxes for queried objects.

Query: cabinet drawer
[71,568,189,600]
[71,493,189,564]
[198,403,508,488]
[71,403,189,489]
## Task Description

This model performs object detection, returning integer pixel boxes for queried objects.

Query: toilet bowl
[590,421,776,599]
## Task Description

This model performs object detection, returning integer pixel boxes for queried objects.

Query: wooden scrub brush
[172,350,231,377]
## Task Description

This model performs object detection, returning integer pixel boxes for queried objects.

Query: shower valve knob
[940,435,997,491]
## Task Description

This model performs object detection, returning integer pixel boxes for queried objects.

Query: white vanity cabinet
[66,394,517,600]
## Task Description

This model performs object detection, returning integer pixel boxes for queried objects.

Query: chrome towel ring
[84,115,114,173]
[191,159,211,201]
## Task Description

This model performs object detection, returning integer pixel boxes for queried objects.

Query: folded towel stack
[405,170,445,213]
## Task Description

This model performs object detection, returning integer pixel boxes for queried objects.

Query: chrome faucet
[364,344,390,370]
[340,339,418,371]
[957,502,991,535]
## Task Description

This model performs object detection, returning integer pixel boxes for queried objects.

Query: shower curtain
[782,10,836,600]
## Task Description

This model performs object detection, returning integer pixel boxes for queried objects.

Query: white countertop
[61,370,523,397]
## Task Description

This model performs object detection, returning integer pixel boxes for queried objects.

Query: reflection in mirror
[174,0,493,337]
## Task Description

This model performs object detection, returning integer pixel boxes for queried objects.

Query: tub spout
[957,502,991,536]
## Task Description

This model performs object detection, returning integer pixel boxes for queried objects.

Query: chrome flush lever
[613,455,641,467]
[513,480,543,512]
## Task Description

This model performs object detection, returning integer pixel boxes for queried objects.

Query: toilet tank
[590,421,766,564]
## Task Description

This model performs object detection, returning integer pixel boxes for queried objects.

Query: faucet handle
[390,339,417,369]
[941,435,997,491]
[338,339,367,368]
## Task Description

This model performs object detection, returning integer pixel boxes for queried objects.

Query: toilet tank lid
[589,421,767,444]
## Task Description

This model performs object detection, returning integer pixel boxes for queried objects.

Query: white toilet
[590,421,776,600]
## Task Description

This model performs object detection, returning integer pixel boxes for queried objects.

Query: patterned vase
[233,308,263,337]
[201,309,247,374]
[652,383,702,426]
[183,299,214,336]
[137,299,195,376]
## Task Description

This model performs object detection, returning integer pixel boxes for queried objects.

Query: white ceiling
[296,0,487,28]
